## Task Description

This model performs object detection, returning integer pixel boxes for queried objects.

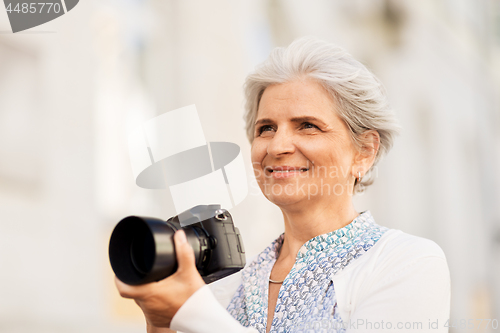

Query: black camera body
[109,205,246,285]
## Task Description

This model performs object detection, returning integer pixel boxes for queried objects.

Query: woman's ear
[354,130,380,172]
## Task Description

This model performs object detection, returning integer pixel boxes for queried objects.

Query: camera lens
[109,216,178,285]
[130,232,155,275]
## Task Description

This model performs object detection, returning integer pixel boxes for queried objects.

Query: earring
[357,171,362,183]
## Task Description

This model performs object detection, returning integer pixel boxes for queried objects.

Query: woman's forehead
[256,80,339,122]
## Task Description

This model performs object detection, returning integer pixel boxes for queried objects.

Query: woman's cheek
[252,163,263,182]
[251,142,267,178]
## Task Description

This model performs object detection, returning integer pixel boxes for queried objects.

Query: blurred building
[0,0,499,332]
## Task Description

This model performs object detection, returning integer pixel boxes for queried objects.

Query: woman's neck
[277,198,358,263]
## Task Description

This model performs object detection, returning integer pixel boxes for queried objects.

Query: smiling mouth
[270,168,309,173]
[268,167,309,179]
[268,165,310,174]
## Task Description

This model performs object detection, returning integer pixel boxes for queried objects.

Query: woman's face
[251,78,360,208]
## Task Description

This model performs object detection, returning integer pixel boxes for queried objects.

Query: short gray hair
[244,37,400,193]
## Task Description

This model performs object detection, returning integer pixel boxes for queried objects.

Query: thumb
[174,230,197,273]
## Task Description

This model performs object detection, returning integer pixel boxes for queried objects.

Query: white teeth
[272,169,308,173]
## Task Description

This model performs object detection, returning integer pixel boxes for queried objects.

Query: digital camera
[109,204,246,285]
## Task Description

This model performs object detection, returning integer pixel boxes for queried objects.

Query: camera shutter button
[214,209,227,220]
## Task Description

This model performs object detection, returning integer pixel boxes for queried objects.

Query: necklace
[269,278,284,284]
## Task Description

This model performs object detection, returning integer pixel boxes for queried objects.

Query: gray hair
[244,37,400,193]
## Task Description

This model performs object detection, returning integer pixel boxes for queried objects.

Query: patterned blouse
[226,211,388,333]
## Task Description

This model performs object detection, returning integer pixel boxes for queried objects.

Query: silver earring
[357,171,362,183]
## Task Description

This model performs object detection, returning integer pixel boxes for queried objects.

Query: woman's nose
[266,129,295,157]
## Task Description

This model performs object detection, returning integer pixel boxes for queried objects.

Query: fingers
[115,276,150,299]
[116,230,202,303]
[173,230,196,273]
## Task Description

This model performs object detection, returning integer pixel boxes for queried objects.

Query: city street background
[1,1,499,332]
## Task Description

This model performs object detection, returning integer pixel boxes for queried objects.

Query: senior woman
[116,37,451,333]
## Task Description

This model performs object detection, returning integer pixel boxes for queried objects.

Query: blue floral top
[226,211,388,333]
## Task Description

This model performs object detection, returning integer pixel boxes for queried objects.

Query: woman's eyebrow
[254,118,274,126]
[255,116,327,127]
[289,116,327,126]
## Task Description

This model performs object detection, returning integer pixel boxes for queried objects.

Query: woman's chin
[265,193,310,208]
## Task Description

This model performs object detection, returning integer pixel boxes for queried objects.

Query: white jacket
[171,229,450,332]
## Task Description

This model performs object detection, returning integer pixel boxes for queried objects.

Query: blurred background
[1,0,500,332]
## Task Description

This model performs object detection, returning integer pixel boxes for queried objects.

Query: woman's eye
[257,125,274,135]
[302,122,319,130]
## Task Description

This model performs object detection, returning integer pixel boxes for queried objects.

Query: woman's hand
[115,230,205,329]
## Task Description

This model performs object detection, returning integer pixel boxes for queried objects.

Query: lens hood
[109,216,177,285]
